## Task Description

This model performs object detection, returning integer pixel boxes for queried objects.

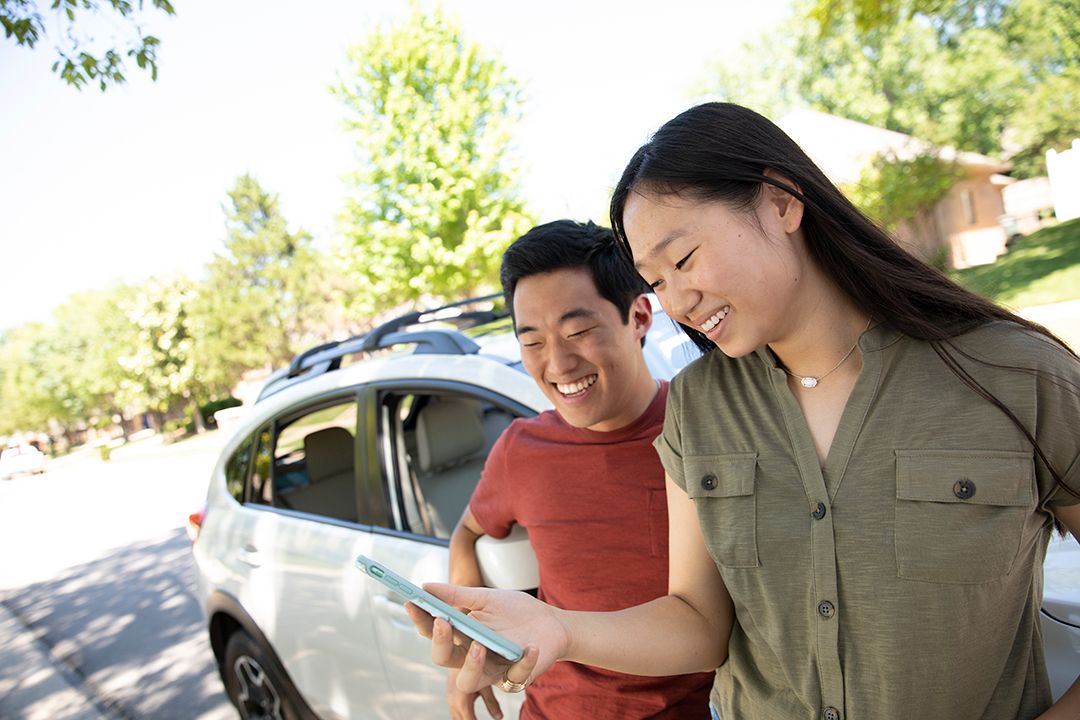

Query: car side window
[249,427,274,505]
[270,400,360,523]
[377,389,521,539]
[225,435,254,503]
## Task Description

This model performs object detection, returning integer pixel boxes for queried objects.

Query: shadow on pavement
[2,529,235,720]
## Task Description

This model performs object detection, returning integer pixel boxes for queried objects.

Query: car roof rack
[256,293,510,403]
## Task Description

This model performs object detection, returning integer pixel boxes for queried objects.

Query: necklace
[783,317,872,389]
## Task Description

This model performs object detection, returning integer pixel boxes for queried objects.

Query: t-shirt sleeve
[1035,340,1080,508]
[653,372,688,493]
[468,423,518,538]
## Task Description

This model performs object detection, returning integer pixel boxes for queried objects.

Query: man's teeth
[700,307,730,332]
[556,375,597,396]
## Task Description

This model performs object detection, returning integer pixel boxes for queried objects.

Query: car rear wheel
[223,630,308,720]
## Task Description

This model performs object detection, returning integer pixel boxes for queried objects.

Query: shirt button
[701,473,718,491]
[823,707,841,720]
[817,600,836,619]
[953,479,976,500]
[811,502,827,520]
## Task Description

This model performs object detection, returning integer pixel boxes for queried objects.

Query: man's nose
[546,338,579,376]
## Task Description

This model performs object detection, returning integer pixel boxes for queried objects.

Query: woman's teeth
[701,307,730,333]
[556,374,597,396]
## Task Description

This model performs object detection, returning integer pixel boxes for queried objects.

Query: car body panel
[1042,533,1080,700]
[0,444,46,479]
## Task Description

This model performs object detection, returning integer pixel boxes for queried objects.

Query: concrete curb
[0,601,115,720]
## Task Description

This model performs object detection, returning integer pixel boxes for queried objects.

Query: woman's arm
[410,475,735,691]
[1036,502,1080,719]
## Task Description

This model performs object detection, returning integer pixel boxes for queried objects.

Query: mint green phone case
[355,554,525,663]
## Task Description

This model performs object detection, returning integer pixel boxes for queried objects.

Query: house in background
[777,109,1013,268]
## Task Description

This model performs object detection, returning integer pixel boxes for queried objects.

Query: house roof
[775,108,1010,184]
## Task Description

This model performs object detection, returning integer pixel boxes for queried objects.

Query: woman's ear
[762,168,804,234]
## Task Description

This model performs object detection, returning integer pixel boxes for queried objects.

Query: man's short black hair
[500,220,650,328]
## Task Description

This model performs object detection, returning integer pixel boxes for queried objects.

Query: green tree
[1,0,175,91]
[0,322,73,437]
[119,275,208,430]
[188,174,347,389]
[333,2,534,314]
[703,0,1080,177]
[46,287,144,437]
[797,0,1080,174]
[0,285,146,441]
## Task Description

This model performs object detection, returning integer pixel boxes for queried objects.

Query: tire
[222,630,312,720]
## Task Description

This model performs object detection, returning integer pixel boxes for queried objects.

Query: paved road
[0,431,236,720]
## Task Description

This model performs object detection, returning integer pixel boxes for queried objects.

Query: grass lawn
[951,217,1080,309]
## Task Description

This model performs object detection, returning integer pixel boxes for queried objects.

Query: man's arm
[446,507,504,720]
[449,508,487,587]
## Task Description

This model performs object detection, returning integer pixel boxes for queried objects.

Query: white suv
[190,295,1080,720]
[189,295,696,720]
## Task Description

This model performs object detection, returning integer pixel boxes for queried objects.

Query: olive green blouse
[655,322,1080,720]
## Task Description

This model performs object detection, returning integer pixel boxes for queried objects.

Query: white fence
[1047,139,1080,222]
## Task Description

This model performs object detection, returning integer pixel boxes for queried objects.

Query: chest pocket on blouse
[895,450,1035,584]
[684,452,759,568]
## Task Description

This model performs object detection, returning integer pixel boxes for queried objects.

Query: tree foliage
[702,0,1080,177]
[0,286,143,438]
[333,2,534,314]
[844,151,962,242]
[118,275,202,415]
[188,174,347,389]
[0,175,353,442]
[1,0,175,91]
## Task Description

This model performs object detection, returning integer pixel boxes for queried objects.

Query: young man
[446,220,714,720]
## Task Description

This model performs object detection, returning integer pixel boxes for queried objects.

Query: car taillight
[187,505,207,543]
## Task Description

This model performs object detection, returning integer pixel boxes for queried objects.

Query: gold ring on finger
[497,670,527,694]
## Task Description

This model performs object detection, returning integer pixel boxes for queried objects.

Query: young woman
[409,103,1080,720]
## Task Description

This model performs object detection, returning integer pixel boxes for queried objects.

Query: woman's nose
[659,277,696,324]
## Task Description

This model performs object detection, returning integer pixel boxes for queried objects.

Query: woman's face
[622,187,810,358]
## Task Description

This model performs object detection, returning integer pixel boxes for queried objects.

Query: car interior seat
[414,398,487,538]
[285,426,358,522]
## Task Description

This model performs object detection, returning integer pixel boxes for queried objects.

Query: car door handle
[373,595,415,630]
[237,545,262,568]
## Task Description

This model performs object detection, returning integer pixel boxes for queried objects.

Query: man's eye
[647,278,663,290]
[569,327,595,338]
[674,248,696,270]
[520,340,541,349]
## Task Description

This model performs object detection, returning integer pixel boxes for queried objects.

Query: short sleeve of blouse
[1032,336,1080,507]
[653,370,688,493]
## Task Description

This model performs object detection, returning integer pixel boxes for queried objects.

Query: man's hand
[446,668,503,720]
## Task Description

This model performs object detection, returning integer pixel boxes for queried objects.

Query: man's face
[514,267,652,432]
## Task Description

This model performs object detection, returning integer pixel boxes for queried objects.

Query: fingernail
[469,642,481,659]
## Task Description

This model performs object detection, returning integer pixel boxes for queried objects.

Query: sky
[0,0,791,330]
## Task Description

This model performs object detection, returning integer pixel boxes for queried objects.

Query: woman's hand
[405,582,569,694]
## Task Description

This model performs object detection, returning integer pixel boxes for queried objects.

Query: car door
[235,392,398,720]
[360,381,533,720]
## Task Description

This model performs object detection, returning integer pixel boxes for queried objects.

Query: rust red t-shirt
[469,381,714,719]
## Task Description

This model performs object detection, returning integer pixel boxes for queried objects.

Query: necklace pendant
[800,376,819,388]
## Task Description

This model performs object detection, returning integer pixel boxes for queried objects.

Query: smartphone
[355,554,524,663]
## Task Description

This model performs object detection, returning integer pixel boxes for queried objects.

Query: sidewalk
[1018,298,1080,351]
[0,601,113,720]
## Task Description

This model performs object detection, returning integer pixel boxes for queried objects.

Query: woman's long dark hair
[610,102,1079,506]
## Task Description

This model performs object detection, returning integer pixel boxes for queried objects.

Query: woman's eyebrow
[633,231,687,271]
